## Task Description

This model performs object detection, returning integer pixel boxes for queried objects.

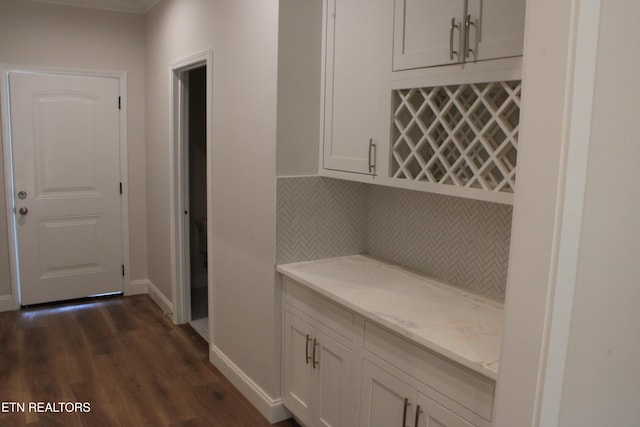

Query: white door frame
[0,64,131,309]
[169,50,213,326]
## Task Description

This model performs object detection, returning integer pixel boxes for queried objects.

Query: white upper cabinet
[320,0,524,204]
[393,0,465,70]
[393,0,526,71]
[467,0,526,62]
[321,0,391,175]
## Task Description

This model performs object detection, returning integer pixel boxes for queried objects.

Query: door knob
[18,207,28,215]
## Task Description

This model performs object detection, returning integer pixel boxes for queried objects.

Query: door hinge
[122,265,125,277]
[118,96,121,110]
[119,182,123,195]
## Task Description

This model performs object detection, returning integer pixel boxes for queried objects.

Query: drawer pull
[305,334,312,364]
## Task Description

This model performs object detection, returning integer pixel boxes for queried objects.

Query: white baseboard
[0,294,18,312]
[209,345,290,423]
[127,279,150,295]
[146,280,174,316]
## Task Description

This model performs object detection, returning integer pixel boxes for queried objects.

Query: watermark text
[1,401,91,413]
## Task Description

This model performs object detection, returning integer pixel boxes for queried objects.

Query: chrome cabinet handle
[368,139,376,174]
[305,334,312,365]
[449,17,459,60]
[312,338,319,368]
[18,207,28,216]
[402,398,409,427]
[414,404,421,427]
[465,14,477,59]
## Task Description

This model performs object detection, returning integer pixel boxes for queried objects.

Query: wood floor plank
[69,381,120,427]
[0,295,300,427]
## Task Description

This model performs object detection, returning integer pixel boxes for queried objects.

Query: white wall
[496,0,640,425]
[144,0,282,416]
[493,0,575,423]
[558,1,640,423]
[276,0,322,176]
[0,0,148,300]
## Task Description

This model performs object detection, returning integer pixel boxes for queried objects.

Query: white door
[8,72,122,305]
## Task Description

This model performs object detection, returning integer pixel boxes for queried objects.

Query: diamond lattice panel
[391,81,521,193]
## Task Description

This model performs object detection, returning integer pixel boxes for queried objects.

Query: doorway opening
[185,66,208,339]
[169,50,212,341]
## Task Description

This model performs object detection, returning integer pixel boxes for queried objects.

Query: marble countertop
[276,255,504,380]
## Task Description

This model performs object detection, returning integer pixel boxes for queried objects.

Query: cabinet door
[283,312,315,424]
[415,392,475,427]
[360,359,416,427]
[322,0,388,174]
[463,0,525,62]
[393,0,465,70]
[316,331,353,427]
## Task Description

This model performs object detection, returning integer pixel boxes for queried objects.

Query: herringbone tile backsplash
[367,186,512,300]
[276,177,368,264]
[276,176,512,300]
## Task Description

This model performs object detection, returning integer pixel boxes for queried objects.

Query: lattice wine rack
[391,80,521,193]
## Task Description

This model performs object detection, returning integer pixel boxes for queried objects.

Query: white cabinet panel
[393,0,525,70]
[393,0,465,70]
[283,308,353,427]
[360,359,415,427]
[363,319,495,420]
[467,0,525,63]
[284,278,354,340]
[317,331,352,427]
[322,0,390,175]
[283,312,315,425]
[360,357,487,427]
[416,393,475,427]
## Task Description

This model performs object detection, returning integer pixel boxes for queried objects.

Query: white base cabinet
[361,359,478,427]
[282,279,357,427]
[360,358,416,427]
[281,277,495,427]
[283,311,353,427]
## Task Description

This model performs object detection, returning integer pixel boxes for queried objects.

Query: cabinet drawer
[363,321,494,421]
[284,278,354,340]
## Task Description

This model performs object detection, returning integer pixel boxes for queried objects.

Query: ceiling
[31,0,160,14]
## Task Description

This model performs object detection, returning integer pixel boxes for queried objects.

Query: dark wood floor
[0,294,299,427]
